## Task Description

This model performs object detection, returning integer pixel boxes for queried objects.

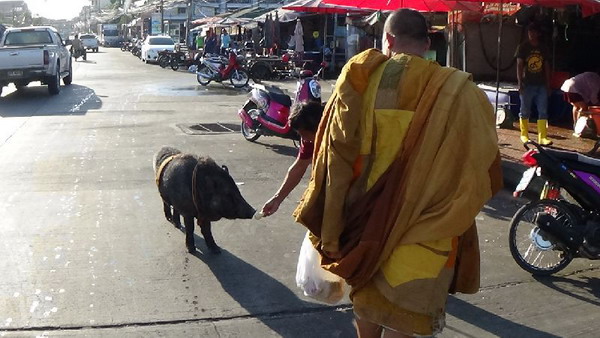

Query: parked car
[141,35,175,64]
[80,33,99,53]
[0,26,72,96]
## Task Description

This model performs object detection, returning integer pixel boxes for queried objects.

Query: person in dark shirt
[516,23,552,145]
[261,102,323,217]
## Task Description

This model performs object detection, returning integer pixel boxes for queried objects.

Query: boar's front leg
[200,219,221,254]
[184,215,196,253]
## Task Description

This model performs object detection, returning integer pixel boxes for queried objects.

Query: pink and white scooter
[238,62,326,142]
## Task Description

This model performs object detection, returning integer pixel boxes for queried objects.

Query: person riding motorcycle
[71,34,87,60]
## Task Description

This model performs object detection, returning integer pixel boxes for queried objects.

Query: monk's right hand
[261,196,282,217]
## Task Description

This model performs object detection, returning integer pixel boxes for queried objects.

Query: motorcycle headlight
[309,80,321,99]
[256,93,268,110]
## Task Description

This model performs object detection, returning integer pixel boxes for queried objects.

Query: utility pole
[187,0,193,46]
[160,0,164,34]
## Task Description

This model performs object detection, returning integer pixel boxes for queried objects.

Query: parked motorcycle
[509,141,600,275]
[196,50,249,88]
[131,40,142,59]
[237,62,326,142]
[169,51,198,71]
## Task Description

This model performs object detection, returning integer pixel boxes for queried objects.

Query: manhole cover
[178,122,241,135]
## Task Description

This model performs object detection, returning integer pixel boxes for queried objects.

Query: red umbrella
[283,0,374,14]
[318,0,480,12]
[322,0,600,16]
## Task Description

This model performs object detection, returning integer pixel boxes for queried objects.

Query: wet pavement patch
[178,122,240,135]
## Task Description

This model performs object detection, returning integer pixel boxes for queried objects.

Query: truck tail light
[43,50,49,65]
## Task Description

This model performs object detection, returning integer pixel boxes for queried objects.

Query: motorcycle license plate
[513,167,537,197]
[8,70,23,77]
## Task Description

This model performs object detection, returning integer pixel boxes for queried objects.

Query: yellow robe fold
[294,49,502,335]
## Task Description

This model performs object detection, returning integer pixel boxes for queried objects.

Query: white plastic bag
[295,231,345,304]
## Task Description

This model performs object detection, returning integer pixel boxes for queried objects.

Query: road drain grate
[178,122,241,135]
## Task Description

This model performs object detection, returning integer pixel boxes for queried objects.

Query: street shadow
[256,141,298,157]
[533,275,600,307]
[0,84,102,117]
[447,296,560,338]
[74,60,97,64]
[480,192,521,222]
[191,244,356,337]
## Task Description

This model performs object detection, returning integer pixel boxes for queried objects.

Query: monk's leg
[355,317,383,338]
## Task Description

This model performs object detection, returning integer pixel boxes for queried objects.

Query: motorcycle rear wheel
[230,69,249,88]
[241,121,260,142]
[197,65,212,86]
[158,56,169,68]
[509,199,575,275]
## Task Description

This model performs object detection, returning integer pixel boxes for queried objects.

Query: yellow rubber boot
[537,119,553,145]
[519,118,530,143]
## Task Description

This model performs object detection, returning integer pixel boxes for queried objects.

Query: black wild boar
[153,146,256,254]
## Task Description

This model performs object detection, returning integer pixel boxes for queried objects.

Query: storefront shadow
[190,241,356,337]
[447,296,560,337]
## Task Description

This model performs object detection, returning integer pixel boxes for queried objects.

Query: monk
[293,9,502,337]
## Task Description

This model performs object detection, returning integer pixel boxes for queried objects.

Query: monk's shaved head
[382,8,430,57]
[384,9,429,43]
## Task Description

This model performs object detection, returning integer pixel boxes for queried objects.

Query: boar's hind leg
[200,220,221,254]
[184,216,196,253]
[172,208,181,228]
[163,202,173,222]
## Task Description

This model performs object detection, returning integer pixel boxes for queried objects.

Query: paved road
[0,49,598,338]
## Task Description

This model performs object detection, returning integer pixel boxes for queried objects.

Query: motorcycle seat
[546,148,600,175]
[268,91,292,107]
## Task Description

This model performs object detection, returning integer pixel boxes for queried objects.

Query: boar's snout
[238,199,256,219]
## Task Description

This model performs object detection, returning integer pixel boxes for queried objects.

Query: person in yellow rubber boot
[516,23,552,145]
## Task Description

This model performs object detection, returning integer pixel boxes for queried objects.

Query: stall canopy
[255,9,304,23]
[282,0,373,14]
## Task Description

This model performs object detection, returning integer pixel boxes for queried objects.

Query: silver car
[80,33,99,53]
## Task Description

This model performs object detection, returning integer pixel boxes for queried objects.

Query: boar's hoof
[208,245,222,254]
[187,244,196,254]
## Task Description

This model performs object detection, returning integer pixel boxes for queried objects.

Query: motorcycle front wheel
[508,199,575,275]
[170,58,180,71]
[230,69,249,88]
[241,121,260,142]
[196,65,212,86]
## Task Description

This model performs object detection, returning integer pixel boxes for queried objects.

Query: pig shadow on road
[191,245,356,337]
[447,296,561,338]
[255,141,298,157]
[534,275,600,306]
[0,84,102,117]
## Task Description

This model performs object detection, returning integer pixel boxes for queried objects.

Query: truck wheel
[63,61,73,86]
[48,63,61,95]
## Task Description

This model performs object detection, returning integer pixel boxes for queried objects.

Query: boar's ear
[221,165,229,174]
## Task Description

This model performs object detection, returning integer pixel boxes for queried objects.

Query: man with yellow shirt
[293,9,502,337]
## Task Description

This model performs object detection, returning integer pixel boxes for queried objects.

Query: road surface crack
[0,305,353,333]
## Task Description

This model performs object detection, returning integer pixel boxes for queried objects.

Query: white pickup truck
[0,26,72,96]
